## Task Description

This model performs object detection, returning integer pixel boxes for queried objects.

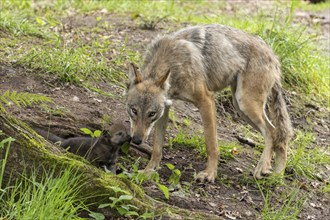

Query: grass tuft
[287,130,330,180]
[169,130,241,160]
[260,186,305,220]
[0,165,89,220]
[19,46,111,84]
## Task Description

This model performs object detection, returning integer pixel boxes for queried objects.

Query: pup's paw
[253,161,273,179]
[196,170,216,183]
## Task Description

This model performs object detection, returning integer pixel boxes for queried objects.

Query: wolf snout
[131,136,142,145]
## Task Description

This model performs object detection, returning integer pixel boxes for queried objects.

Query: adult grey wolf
[35,124,131,173]
[126,24,293,182]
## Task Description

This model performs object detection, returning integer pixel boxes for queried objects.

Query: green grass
[0,165,89,220]
[19,46,111,84]
[6,35,140,87]
[1,136,89,219]
[294,0,330,11]
[169,129,241,160]
[259,17,329,98]
[1,0,329,101]
[324,183,330,193]
[287,130,330,180]
[0,1,60,39]
[259,186,305,220]
[169,130,206,156]
[0,0,141,87]
[256,170,306,220]
[0,135,15,189]
[72,0,226,22]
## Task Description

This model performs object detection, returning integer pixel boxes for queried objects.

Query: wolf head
[126,63,172,145]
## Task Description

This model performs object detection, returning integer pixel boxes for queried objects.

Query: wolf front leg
[195,93,219,183]
[144,105,170,174]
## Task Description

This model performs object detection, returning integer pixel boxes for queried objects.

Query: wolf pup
[36,124,131,173]
[126,24,293,182]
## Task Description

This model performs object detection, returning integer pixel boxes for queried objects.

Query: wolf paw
[196,170,216,183]
[253,161,273,179]
[139,168,155,177]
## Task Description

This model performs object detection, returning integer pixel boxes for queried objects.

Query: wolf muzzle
[131,136,143,145]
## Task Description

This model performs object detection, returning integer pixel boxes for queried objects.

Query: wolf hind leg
[270,82,293,175]
[231,84,260,132]
[234,78,275,179]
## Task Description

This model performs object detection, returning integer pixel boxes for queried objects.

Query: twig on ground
[236,135,257,147]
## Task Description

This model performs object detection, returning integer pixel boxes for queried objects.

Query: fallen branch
[236,135,257,147]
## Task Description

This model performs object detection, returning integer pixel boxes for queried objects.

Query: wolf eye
[131,108,137,115]
[148,112,156,117]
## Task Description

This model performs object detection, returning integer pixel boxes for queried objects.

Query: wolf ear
[155,69,171,90]
[127,62,142,87]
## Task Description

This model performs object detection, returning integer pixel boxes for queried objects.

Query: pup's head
[108,123,131,146]
[102,123,131,173]
[126,63,172,145]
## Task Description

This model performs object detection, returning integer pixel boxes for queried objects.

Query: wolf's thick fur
[127,24,293,182]
[35,124,131,173]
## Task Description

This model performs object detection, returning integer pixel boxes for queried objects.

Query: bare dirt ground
[1,2,329,220]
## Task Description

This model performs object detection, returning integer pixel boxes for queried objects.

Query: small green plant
[80,128,102,138]
[157,182,170,200]
[118,159,171,200]
[96,186,154,219]
[98,186,139,218]
[119,158,158,185]
[1,91,52,108]
[166,163,181,186]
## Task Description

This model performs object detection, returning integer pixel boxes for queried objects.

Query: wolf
[126,24,293,182]
[35,124,131,173]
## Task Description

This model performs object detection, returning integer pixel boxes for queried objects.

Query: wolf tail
[269,80,293,166]
[35,128,63,143]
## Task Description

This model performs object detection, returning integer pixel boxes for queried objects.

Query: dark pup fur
[35,124,131,173]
